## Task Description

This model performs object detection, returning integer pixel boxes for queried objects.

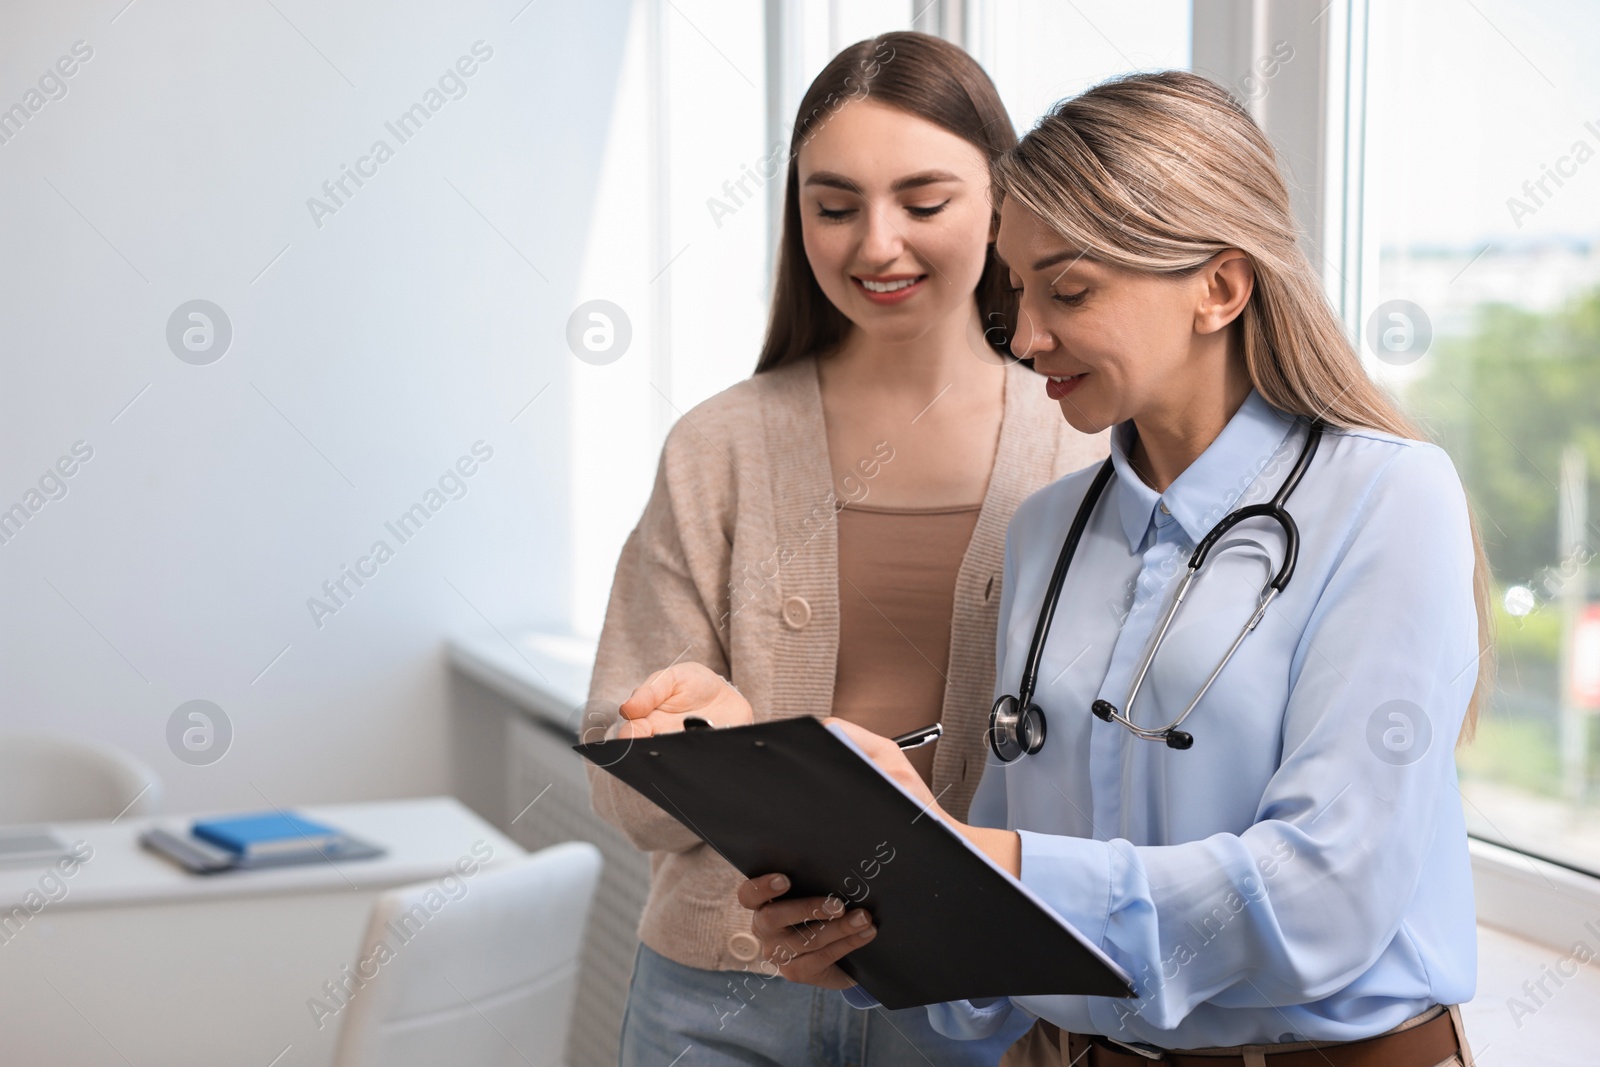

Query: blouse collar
[1106,388,1302,552]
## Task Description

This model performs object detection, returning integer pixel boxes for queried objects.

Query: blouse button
[782,596,812,629]
[1158,501,1171,515]
[729,932,761,961]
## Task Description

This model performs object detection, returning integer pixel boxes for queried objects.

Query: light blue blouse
[847,388,1481,1052]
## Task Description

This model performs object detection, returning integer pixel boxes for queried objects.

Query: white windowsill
[448,628,595,736]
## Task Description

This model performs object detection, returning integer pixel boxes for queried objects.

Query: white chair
[332,840,603,1067]
[0,735,161,824]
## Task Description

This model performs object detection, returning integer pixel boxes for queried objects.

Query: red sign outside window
[1572,605,1600,711]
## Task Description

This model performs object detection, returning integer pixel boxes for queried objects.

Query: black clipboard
[575,717,1133,1009]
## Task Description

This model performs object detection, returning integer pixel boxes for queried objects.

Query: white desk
[0,796,524,1067]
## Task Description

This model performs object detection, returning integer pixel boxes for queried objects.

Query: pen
[682,716,941,748]
[891,722,942,750]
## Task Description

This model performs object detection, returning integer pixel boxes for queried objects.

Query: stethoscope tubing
[1015,459,1116,712]
[996,417,1325,757]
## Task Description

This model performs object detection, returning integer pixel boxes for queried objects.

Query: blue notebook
[192,812,343,859]
[141,822,385,874]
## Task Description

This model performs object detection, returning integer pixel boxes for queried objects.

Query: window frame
[750,0,1600,930]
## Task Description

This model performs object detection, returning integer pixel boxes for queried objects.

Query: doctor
[623,71,1491,1065]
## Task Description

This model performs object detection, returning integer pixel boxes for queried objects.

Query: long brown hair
[992,71,1494,740]
[755,31,1018,373]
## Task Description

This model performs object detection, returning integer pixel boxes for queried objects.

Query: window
[970,0,1191,131]
[1365,0,1600,875]
[570,0,770,637]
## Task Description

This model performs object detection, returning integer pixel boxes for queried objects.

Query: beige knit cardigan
[583,355,1109,973]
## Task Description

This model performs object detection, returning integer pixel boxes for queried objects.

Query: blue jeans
[618,941,1034,1067]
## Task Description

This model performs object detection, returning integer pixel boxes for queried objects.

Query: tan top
[583,356,1110,972]
[833,503,984,786]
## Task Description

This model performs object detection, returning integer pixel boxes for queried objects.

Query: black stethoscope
[988,419,1325,761]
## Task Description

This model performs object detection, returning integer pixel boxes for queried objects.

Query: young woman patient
[584,30,1106,1067]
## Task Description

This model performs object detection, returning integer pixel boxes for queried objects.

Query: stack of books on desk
[140,812,384,874]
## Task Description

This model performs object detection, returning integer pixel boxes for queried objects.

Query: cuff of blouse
[1015,828,1114,951]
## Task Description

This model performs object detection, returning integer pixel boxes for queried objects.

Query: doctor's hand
[737,873,878,989]
[611,662,753,740]
[826,717,1024,879]
[822,717,946,819]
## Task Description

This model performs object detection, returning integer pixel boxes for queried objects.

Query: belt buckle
[1087,1032,1168,1062]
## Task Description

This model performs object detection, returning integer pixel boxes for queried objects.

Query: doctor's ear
[1193,250,1255,335]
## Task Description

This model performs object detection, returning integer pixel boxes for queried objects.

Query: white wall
[0,0,1203,815]
[0,0,633,812]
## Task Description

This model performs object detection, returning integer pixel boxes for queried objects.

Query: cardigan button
[782,596,811,629]
[729,932,761,961]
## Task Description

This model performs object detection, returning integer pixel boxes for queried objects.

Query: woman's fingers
[618,663,754,730]
[822,717,942,812]
[823,717,910,764]
[610,717,653,741]
[761,900,875,957]
[757,899,876,988]
[737,875,845,926]
[779,918,878,986]
[618,667,678,721]
[750,891,845,931]
[737,873,876,989]
[736,873,790,910]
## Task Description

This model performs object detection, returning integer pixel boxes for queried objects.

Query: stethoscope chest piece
[988,694,1047,762]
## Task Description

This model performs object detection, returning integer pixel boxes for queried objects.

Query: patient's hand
[611,662,754,739]
[737,874,874,990]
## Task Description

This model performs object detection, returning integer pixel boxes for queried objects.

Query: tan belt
[1000,1004,1474,1067]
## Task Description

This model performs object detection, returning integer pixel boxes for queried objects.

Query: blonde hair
[993,71,1492,741]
